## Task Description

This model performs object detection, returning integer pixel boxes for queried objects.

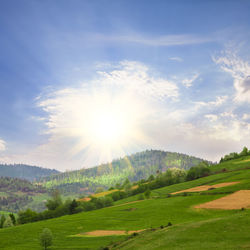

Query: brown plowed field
[194,190,250,210]
[82,229,144,236]
[171,182,239,194]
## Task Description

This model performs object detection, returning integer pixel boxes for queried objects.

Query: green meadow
[0,156,250,249]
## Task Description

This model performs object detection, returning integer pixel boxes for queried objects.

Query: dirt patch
[78,197,91,202]
[194,190,250,210]
[211,182,239,188]
[80,229,144,236]
[171,182,240,194]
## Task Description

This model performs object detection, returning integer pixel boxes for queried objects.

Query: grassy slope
[0,195,237,249]
[113,210,250,250]
[0,157,250,249]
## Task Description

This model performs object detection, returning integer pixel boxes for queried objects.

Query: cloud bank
[1,58,250,171]
[213,50,250,103]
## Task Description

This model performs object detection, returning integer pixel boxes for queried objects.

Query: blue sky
[0,0,250,171]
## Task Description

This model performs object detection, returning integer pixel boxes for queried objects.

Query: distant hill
[0,176,50,213]
[0,164,59,181]
[39,150,208,195]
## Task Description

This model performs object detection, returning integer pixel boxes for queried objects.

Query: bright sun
[89,109,126,145]
[79,92,138,151]
[70,91,147,164]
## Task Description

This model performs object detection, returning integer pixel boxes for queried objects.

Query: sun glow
[73,91,146,159]
[45,87,150,166]
[89,108,127,146]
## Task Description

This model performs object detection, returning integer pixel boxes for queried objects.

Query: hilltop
[39,150,207,195]
[0,164,59,181]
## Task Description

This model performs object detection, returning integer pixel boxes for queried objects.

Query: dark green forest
[0,164,59,181]
[39,150,208,195]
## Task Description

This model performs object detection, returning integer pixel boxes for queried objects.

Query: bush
[144,189,151,199]
[138,193,145,200]
[45,190,62,211]
[18,209,38,224]
[111,192,120,201]
[186,162,210,181]
[3,216,13,228]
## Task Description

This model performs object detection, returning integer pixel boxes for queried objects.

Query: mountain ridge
[39,149,210,195]
[0,164,59,182]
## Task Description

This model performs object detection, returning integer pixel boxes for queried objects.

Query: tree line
[12,162,211,225]
[220,147,250,163]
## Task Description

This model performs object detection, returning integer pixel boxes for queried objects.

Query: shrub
[186,162,210,181]
[138,193,145,200]
[45,190,62,211]
[144,189,151,199]
[18,209,38,224]
[3,216,13,228]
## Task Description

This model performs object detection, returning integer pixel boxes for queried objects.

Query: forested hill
[0,176,49,212]
[39,150,208,195]
[0,164,59,181]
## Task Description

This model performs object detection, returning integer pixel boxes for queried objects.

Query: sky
[0,0,250,171]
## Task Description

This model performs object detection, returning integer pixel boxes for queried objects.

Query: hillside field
[0,156,250,249]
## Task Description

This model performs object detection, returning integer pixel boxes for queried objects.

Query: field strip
[171,181,240,194]
[71,229,145,237]
[194,190,250,210]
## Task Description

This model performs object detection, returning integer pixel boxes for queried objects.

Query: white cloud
[221,112,235,118]
[142,114,250,162]
[213,51,250,103]
[169,57,183,62]
[96,61,179,100]
[194,95,228,109]
[95,33,213,47]
[182,73,199,88]
[243,113,250,120]
[0,139,6,151]
[205,114,218,122]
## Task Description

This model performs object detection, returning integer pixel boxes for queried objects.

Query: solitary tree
[0,215,6,228]
[40,228,53,250]
[240,146,248,156]
[9,213,16,225]
[69,199,78,214]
